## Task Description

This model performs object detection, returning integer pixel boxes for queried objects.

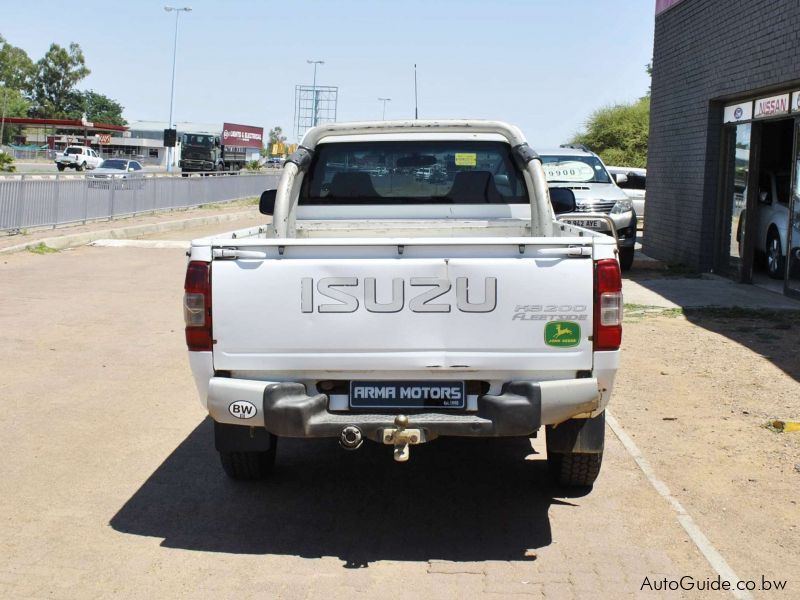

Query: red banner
[656,0,686,15]
[222,123,264,149]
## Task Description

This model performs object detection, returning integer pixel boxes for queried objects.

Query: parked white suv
[55,146,103,172]
[538,146,638,270]
[607,166,646,229]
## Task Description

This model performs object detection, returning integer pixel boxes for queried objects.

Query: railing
[0,172,280,233]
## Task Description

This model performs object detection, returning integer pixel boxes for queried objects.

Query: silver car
[538,146,638,270]
[87,159,146,189]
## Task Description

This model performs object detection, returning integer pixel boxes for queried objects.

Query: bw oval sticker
[544,321,581,347]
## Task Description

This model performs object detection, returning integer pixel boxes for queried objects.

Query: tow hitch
[381,415,424,462]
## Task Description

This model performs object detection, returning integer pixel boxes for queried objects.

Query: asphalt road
[0,229,768,599]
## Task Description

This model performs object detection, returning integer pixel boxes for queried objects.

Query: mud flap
[546,411,605,454]
[214,421,276,452]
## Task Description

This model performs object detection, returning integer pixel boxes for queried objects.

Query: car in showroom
[737,171,792,279]
[538,146,638,270]
[607,166,646,228]
[86,158,146,189]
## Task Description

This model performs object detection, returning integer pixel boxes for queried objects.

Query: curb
[0,210,259,254]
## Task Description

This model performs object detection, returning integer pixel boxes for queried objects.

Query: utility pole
[164,5,192,172]
[414,64,419,120]
[307,60,325,126]
[378,97,391,120]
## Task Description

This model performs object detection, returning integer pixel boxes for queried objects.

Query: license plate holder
[349,380,465,409]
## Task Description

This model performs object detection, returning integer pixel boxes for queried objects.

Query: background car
[737,171,791,279]
[86,159,146,189]
[538,145,638,270]
[55,146,103,171]
[607,166,646,229]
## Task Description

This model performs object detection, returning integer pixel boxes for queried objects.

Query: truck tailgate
[210,240,594,374]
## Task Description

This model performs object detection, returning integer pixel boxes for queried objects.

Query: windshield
[182,134,214,147]
[64,147,83,155]
[301,141,528,205]
[99,159,127,170]
[540,154,612,184]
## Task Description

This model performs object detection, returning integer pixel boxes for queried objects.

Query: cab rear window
[301,141,528,205]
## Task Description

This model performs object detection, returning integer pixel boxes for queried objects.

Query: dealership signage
[753,94,790,119]
[723,101,752,123]
[222,123,264,149]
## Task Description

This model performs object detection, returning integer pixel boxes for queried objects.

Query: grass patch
[197,196,259,210]
[624,304,800,327]
[624,304,684,318]
[27,242,59,255]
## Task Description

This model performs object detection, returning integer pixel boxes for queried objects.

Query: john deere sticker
[544,321,581,347]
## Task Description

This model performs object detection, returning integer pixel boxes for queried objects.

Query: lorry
[178,132,246,174]
[179,123,263,175]
[184,120,623,488]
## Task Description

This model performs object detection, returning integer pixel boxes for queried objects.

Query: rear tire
[547,451,603,487]
[77,162,86,172]
[546,412,605,487]
[618,246,635,271]
[219,445,277,481]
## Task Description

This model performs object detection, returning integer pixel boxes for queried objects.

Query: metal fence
[0,172,280,233]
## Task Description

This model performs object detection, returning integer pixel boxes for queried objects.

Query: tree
[1,87,31,144]
[30,42,90,118]
[268,126,287,144]
[0,35,35,93]
[76,90,125,125]
[0,150,15,172]
[264,126,288,157]
[571,96,650,168]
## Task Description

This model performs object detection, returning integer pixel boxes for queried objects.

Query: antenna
[414,64,419,120]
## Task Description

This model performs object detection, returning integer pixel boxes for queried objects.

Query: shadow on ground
[626,259,800,382]
[110,419,580,565]
[681,308,800,383]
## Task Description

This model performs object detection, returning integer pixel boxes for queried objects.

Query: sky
[1,0,655,146]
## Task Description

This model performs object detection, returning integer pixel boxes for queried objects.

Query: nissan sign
[222,123,264,149]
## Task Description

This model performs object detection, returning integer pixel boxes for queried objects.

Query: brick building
[647,0,800,298]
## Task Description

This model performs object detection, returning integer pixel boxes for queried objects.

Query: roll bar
[271,120,554,238]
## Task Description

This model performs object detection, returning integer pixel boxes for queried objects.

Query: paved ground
[0,218,796,599]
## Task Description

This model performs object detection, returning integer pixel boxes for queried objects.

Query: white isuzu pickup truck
[184,120,622,488]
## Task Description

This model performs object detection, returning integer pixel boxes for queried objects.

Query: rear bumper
[206,377,601,441]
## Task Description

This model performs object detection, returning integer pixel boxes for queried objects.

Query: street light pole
[307,60,324,126]
[378,97,392,120]
[164,5,192,173]
[0,84,7,147]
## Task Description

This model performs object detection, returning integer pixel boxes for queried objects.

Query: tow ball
[382,415,424,462]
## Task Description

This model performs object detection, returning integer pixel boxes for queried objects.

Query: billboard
[222,123,264,149]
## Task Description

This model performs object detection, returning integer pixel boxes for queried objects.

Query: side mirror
[613,173,628,185]
[259,189,277,215]
[128,167,135,172]
[549,187,576,215]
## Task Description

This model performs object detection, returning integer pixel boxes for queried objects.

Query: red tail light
[184,261,212,351]
[594,258,622,351]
